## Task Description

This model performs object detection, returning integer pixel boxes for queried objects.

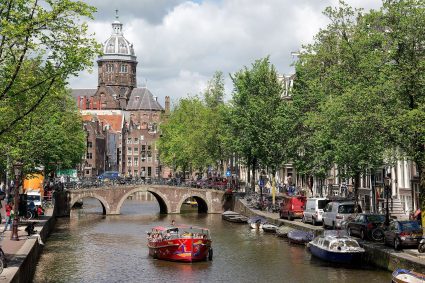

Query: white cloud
[69,0,384,104]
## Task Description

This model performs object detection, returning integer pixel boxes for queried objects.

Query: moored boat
[308,230,365,264]
[276,226,292,238]
[222,211,249,223]
[392,269,425,283]
[262,223,278,233]
[147,225,213,262]
[287,230,314,245]
[248,216,267,229]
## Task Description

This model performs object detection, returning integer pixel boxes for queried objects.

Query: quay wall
[234,198,425,273]
[9,209,56,283]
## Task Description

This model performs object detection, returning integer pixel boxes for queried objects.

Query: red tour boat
[147,225,213,262]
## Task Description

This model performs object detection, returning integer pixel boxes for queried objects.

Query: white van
[26,190,42,206]
[322,201,362,229]
[302,198,330,226]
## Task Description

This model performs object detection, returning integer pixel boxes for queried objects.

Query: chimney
[154,96,158,102]
[165,96,170,115]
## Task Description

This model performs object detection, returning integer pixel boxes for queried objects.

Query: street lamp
[11,162,23,241]
[384,173,391,227]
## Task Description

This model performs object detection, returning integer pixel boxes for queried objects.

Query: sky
[68,0,382,105]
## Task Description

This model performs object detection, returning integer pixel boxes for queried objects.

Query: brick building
[72,15,170,179]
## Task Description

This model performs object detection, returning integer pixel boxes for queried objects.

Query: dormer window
[135,96,140,101]
[120,64,128,73]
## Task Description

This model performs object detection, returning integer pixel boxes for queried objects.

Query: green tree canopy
[0,0,100,137]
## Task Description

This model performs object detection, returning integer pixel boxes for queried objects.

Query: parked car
[383,220,423,250]
[279,195,306,221]
[322,201,362,229]
[346,213,385,240]
[98,171,120,181]
[302,198,331,226]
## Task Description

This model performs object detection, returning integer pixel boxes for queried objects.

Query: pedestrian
[3,202,13,232]
[414,208,422,224]
[37,205,44,216]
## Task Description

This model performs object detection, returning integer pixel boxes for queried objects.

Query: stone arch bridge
[63,185,228,216]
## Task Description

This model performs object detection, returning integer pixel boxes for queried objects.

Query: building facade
[72,15,170,179]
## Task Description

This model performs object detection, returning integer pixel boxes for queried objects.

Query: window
[134,158,138,166]
[134,137,139,144]
[155,167,160,176]
[120,64,128,73]
[86,152,92,159]
[87,141,93,148]
[106,64,114,73]
[127,138,132,144]
[133,170,138,176]
[127,157,132,166]
[127,147,132,155]
[141,145,146,151]
[148,167,152,177]
[140,135,144,141]
[133,148,138,155]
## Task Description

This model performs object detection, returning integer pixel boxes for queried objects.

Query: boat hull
[392,269,425,283]
[287,231,314,245]
[309,244,363,264]
[148,238,211,262]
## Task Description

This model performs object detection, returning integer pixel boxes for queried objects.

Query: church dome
[99,16,137,62]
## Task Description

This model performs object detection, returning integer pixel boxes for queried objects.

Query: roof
[82,112,124,132]
[71,89,97,100]
[99,18,136,62]
[126,88,164,111]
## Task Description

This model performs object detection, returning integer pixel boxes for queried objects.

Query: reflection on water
[34,198,391,283]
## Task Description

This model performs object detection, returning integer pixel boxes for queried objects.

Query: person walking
[3,202,13,232]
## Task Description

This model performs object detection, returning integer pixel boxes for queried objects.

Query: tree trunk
[247,154,251,194]
[419,163,425,233]
[308,175,313,197]
[354,171,361,213]
[272,169,277,205]
[251,157,257,194]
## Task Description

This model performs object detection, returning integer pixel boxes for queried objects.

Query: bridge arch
[70,193,109,215]
[115,187,170,214]
[176,192,209,214]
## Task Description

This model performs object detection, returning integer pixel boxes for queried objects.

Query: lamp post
[384,173,391,227]
[11,162,23,241]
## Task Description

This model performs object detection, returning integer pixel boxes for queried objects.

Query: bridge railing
[62,177,239,191]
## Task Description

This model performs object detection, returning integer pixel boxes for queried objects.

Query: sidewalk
[0,202,53,283]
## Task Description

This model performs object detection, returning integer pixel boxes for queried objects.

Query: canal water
[34,197,391,283]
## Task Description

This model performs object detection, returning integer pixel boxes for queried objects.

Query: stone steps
[385,198,409,220]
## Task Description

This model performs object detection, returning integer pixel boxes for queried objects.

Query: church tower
[97,11,137,108]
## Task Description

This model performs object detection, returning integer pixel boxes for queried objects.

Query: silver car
[322,201,362,229]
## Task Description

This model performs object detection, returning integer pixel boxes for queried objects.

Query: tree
[0,0,100,137]
[230,57,284,194]
[0,86,86,177]
[379,0,425,218]
[291,1,391,203]
[159,72,232,177]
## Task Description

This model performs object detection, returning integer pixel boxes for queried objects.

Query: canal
[34,197,391,283]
